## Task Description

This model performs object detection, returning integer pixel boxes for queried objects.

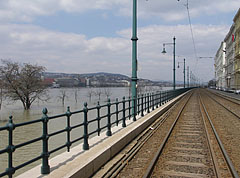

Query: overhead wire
[181,0,209,83]
[186,3,198,61]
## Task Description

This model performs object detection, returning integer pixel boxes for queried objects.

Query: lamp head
[162,47,167,54]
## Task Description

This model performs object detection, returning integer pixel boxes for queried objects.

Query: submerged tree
[74,88,78,103]
[0,79,4,110]
[104,88,112,99]
[0,60,48,110]
[94,89,102,101]
[58,89,68,106]
[87,88,94,102]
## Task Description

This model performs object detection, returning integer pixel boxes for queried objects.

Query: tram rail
[143,89,238,177]
[94,89,239,177]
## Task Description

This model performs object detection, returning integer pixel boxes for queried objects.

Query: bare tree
[58,89,67,106]
[104,88,112,99]
[0,79,5,110]
[94,88,102,101]
[87,88,94,102]
[74,88,79,103]
[137,83,146,95]
[0,60,48,110]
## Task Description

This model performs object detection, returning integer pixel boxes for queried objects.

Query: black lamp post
[162,37,176,90]
[178,58,186,88]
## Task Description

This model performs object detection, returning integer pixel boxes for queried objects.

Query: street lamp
[162,37,176,90]
[177,58,186,88]
[131,0,138,121]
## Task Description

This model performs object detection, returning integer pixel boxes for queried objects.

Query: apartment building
[233,8,240,89]
[215,8,240,90]
[224,24,235,89]
[215,42,226,89]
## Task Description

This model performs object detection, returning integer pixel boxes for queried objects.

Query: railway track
[94,89,239,177]
[144,90,238,177]
[200,89,240,176]
[206,89,240,119]
[94,91,192,178]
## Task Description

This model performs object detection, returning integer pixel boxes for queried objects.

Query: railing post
[165,91,167,103]
[162,91,165,104]
[122,97,126,127]
[167,90,169,101]
[133,96,136,121]
[152,92,154,111]
[160,91,162,106]
[128,96,131,120]
[144,94,147,112]
[149,93,152,109]
[137,95,140,115]
[97,101,101,136]
[106,99,112,136]
[141,94,144,117]
[83,102,89,150]
[147,93,150,113]
[41,108,50,174]
[66,106,72,152]
[156,92,159,108]
[166,90,169,102]
[116,98,119,126]
[6,116,15,178]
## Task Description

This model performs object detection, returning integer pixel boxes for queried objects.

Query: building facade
[215,42,226,89]
[233,8,240,89]
[215,8,240,90]
[224,24,235,89]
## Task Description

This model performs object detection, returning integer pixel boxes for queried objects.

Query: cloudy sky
[0,0,239,82]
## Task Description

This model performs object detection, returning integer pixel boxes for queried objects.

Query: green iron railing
[0,88,190,177]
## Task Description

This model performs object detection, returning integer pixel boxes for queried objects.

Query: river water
[0,86,171,177]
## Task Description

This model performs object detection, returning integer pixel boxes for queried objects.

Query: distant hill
[79,72,130,80]
[43,72,173,87]
[44,72,130,79]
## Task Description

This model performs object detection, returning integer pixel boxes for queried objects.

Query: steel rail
[142,91,193,178]
[204,90,240,120]
[102,105,172,178]
[199,93,239,178]
[198,92,219,177]
[208,89,240,105]
[101,92,184,178]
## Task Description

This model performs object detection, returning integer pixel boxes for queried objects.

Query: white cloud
[0,23,229,82]
[0,24,131,75]
[0,0,238,22]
